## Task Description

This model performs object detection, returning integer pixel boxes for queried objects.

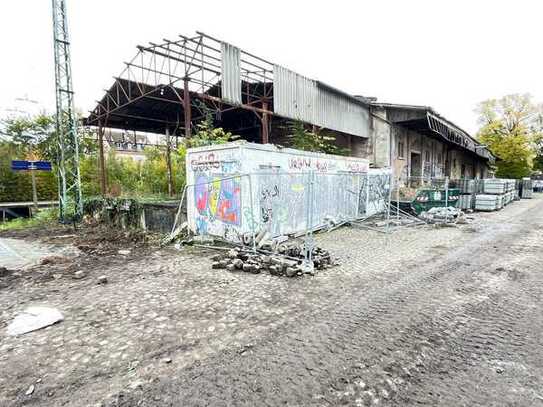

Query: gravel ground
[1,196,543,406]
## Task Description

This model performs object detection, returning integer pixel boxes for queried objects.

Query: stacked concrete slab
[475,194,500,211]
[475,179,516,211]
[504,179,515,205]
[456,179,476,210]
[521,178,533,199]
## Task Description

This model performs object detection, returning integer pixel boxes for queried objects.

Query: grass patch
[0,208,58,231]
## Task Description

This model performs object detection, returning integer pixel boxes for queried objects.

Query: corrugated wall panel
[315,87,369,137]
[221,43,242,105]
[273,65,316,122]
[273,65,369,137]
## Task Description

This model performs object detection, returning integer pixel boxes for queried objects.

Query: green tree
[0,114,56,160]
[476,94,543,178]
[287,120,349,155]
[185,106,237,148]
[0,114,59,202]
[1,109,239,202]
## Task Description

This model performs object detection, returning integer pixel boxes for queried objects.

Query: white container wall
[185,142,385,243]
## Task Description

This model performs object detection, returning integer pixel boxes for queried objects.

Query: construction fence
[170,172,539,246]
[172,170,392,245]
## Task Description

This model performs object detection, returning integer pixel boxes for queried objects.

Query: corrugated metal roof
[273,65,369,137]
[373,102,494,161]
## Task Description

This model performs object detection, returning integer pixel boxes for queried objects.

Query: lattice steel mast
[52,0,82,221]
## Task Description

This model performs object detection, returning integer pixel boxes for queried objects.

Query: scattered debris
[40,255,70,265]
[208,243,335,277]
[419,207,473,225]
[420,206,460,220]
[7,306,64,336]
[97,275,108,284]
[128,380,145,390]
[48,234,77,240]
[25,384,35,396]
[164,221,188,245]
[238,343,254,354]
[73,270,87,280]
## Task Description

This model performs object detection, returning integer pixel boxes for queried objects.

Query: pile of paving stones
[210,244,337,277]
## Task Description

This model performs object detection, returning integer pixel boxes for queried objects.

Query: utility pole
[52,0,83,221]
[31,170,38,212]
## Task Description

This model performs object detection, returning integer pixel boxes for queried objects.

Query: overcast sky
[1,0,542,134]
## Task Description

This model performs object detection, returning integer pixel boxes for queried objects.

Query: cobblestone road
[1,196,543,406]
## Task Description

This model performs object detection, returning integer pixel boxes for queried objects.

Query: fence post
[396,175,400,219]
[247,173,257,253]
[31,170,38,213]
[386,173,392,234]
[302,171,315,274]
[445,176,449,222]
[356,173,361,218]
[309,171,315,266]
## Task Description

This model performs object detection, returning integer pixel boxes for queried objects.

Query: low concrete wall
[83,198,184,235]
[142,202,184,234]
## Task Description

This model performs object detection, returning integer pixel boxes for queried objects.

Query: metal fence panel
[359,171,391,216]
[182,170,391,244]
[254,172,311,236]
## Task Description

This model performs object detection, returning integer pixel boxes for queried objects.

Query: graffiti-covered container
[185,141,374,243]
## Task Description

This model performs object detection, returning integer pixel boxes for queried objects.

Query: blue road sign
[11,160,30,171]
[11,160,52,172]
[33,161,52,171]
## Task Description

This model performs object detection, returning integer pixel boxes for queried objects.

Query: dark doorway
[410,152,422,178]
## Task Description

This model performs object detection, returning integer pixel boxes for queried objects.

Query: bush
[80,147,185,200]
[0,208,58,231]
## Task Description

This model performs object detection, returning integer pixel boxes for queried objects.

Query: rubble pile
[209,244,336,278]
[419,206,473,224]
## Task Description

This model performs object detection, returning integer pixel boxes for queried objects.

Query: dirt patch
[1,224,163,289]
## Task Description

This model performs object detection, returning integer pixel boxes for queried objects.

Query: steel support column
[261,100,269,144]
[165,128,174,197]
[184,78,192,138]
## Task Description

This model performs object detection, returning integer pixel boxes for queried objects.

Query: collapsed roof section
[373,102,494,162]
[85,32,371,141]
